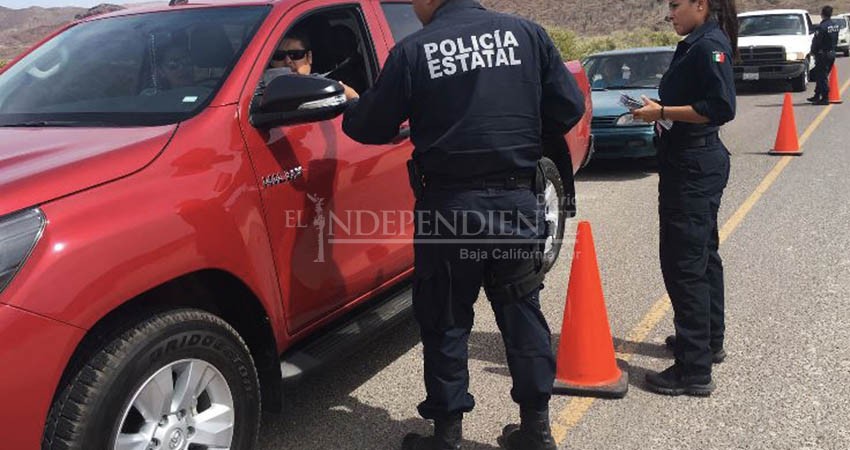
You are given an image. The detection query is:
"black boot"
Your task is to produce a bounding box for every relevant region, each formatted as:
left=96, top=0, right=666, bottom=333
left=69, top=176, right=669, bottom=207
left=645, top=363, right=715, bottom=396
left=497, top=409, right=556, bottom=450
left=807, top=95, right=821, bottom=102
left=401, top=415, right=462, bottom=450
left=664, top=335, right=726, bottom=364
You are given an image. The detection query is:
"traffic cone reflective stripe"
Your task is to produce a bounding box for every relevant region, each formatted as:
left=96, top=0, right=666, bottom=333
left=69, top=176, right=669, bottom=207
left=829, top=65, right=843, bottom=104
left=552, top=221, right=628, bottom=399
left=769, top=93, right=802, bottom=156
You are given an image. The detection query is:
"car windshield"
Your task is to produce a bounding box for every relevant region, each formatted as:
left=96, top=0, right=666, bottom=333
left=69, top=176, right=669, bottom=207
left=738, top=14, right=806, bottom=36
left=583, top=51, right=673, bottom=91
left=0, top=6, right=269, bottom=127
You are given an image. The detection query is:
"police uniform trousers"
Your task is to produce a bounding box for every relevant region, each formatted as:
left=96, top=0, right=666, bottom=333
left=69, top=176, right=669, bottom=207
left=815, top=52, right=836, bottom=99
left=412, top=185, right=556, bottom=420
left=657, top=137, right=730, bottom=377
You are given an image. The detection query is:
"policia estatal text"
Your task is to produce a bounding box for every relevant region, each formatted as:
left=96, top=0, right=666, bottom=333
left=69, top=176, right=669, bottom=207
left=342, top=0, right=584, bottom=449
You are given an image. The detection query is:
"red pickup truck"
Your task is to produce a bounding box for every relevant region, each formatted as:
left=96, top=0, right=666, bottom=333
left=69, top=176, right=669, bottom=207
left=0, top=1, right=591, bottom=448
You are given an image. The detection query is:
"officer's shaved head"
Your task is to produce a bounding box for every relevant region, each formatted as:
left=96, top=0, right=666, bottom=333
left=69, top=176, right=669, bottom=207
left=412, top=0, right=446, bottom=25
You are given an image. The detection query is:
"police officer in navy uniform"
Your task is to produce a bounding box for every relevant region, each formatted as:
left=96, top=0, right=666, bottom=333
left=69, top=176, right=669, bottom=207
left=632, top=0, right=737, bottom=396
left=342, top=0, right=584, bottom=448
left=808, top=6, right=840, bottom=105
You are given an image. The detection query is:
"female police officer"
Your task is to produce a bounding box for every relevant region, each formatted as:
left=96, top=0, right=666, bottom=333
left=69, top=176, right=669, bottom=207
left=632, top=0, right=737, bottom=396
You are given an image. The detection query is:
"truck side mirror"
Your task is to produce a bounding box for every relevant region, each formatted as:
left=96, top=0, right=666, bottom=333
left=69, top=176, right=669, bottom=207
left=250, top=74, right=348, bottom=129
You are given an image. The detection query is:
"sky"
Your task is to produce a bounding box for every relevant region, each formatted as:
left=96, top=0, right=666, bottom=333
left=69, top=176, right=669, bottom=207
left=1, top=0, right=129, bottom=8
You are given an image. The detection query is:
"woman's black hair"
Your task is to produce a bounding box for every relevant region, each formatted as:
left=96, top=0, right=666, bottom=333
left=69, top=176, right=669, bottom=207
left=284, top=28, right=312, bottom=51
left=706, top=0, right=739, bottom=59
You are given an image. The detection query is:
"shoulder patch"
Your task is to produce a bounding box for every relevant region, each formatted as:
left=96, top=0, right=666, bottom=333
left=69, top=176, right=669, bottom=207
left=712, top=51, right=726, bottom=63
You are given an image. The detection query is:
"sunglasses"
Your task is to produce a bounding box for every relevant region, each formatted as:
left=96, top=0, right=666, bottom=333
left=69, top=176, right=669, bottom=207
left=274, top=49, right=309, bottom=61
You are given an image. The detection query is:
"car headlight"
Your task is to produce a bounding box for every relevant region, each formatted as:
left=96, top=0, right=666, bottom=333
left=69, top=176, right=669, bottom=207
left=0, top=209, right=46, bottom=295
left=786, top=52, right=806, bottom=61
left=615, top=113, right=645, bottom=126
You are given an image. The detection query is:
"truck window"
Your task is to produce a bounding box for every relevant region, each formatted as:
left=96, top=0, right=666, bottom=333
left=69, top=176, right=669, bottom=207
left=263, top=6, right=377, bottom=93
left=381, top=2, right=422, bottom=43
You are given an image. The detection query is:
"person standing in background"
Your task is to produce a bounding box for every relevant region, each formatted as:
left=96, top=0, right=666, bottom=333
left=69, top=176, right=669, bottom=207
left=808, top=6, right=840, bottom=105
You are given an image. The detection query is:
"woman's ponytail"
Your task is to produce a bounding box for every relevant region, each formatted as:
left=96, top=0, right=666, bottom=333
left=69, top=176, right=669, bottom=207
left=710, top=0, right=739, bottom=59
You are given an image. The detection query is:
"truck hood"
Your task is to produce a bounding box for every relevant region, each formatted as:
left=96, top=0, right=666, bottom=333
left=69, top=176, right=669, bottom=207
left=738, top=35, right=813, bottom=54
left=0, top=126, right=176, bottom=215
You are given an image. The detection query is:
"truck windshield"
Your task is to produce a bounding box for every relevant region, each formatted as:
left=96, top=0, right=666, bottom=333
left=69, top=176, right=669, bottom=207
left=739, top=14, right=806, bottom=37
left=0, top=6, right=269, bottom=127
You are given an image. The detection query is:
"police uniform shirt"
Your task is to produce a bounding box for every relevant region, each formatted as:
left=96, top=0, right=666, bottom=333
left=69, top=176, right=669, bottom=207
left=812, top=18, right=840, bottom=54
left=659, top=19, right=735, bottom=137
left=342, top=0, right=585, bottom=180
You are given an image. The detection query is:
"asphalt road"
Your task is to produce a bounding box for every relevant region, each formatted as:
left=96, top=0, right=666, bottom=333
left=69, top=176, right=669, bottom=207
left=257, top=57, right=850, bottom=450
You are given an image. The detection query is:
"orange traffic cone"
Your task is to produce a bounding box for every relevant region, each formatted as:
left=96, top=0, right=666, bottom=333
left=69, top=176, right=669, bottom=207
left=768, top=93, right=802, bottom=156
left=829, top=65, right=843, bottom=104
left=552, top=221, right=628, bottom=399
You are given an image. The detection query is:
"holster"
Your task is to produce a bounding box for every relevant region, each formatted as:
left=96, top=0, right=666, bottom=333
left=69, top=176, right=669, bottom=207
left=407, top=159, right=425, bottom=200
left=534, top=160, right=546, bottom=195
left=484, top=252, right=546, bottom=303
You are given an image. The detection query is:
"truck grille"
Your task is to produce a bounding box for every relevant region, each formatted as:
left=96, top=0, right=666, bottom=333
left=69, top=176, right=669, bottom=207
left=591, top=116, right=619, bottom=128
left=737, top=46, right=786, bottom=65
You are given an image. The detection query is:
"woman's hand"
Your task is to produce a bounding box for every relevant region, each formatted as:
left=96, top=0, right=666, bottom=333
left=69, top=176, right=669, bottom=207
left=340, top=82, right=360, bottom=101
left=632, top=95, right=662, bottom=123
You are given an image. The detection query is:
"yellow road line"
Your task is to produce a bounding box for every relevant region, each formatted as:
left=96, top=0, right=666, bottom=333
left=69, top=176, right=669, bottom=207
left=719, top=78, right=849, bottom=243
left=717, top=156, right=791, bottom=243
left=553, top=77, right=850, bottom=444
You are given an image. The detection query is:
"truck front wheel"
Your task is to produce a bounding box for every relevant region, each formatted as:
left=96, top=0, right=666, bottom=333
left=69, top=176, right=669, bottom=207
left=42, top=309, right=261, bottom=450
left=540, top=157, right=568, bottom=273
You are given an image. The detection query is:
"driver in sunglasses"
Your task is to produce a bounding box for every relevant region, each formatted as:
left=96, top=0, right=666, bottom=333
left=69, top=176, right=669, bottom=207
left=270, top=31, right=359, bottom=100
left=140, top=37, right=195, bottom=95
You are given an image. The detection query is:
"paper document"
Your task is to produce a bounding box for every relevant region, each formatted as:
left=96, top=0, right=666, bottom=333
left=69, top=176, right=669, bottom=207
left=619, top=92, right=673, bottom=130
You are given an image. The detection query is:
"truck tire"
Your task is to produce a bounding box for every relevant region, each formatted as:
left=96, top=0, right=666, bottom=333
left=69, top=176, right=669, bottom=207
left=42, top=309, right=261, bottom=450
left=540, top=156, right=568, bottom=273
left=792, top=61, right=809, bottom=92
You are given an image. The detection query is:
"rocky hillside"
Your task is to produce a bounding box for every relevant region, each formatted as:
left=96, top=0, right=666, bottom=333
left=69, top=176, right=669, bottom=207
left=482, top=0, right=850, bottom=34
left=0, top=4, right=124, bottom=60
left=1, top=6, right=82, bottom=60
left=3, top=1, right=850, bottom=61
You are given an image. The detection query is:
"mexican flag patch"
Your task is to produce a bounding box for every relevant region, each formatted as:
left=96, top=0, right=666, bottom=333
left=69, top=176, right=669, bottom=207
left=712, top=51, right=726, bottom=63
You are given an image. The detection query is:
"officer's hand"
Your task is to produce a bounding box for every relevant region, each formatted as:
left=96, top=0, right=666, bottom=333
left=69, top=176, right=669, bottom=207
left=632, top=95, right=662, bottom=123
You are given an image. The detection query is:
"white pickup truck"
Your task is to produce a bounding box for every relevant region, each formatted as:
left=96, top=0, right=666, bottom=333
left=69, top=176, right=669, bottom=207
left=735, top=9, right=816, bottom=91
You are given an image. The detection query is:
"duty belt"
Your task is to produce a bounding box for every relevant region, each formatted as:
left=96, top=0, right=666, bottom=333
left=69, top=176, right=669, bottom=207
left=425, top=173, right=535, bottom=190
left=659, top=132, right=720, bottom=149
